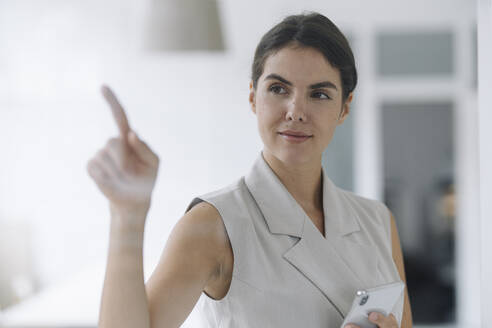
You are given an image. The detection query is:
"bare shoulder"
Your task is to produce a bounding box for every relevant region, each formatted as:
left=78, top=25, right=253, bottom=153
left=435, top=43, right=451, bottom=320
left=165, top=200, right=231, bottom=281
left=185, top=200, right=231, bottom=253
left=182, top=200, right=225, bottom=240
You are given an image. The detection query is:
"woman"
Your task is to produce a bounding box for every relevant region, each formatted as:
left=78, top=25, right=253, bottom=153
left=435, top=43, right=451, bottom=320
left=88, top=12, right=413, bottom=328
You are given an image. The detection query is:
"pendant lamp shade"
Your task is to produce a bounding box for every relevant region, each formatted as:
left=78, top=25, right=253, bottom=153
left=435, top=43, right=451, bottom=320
left=144, top=0, right=225, bottom=51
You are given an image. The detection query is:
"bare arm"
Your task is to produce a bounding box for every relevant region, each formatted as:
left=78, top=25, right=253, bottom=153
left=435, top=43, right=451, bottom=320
left=88, top=86, right=227, bottom=328
left=98, top=201, right=226, bottom=328
left=98, top=209, right=150, bottom=328
left=89, top=85, right=160, bottom=328
left=145, top=201, right=229, bottom=327
left=389, top=211, right=414, bottom=328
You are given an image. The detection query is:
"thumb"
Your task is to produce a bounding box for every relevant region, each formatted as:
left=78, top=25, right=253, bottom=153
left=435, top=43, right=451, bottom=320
left=127, top=130, right=159, bottom=167
left=368, top=312, right=385, bottom=326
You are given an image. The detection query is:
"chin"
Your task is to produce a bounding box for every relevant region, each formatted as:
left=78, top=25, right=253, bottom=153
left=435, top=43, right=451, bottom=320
left=271, top=147, right=317, bottom=166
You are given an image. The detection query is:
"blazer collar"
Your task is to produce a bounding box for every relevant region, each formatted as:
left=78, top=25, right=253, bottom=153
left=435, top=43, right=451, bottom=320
left=244, top=151, right=361, bottom=239
left=244, top=151, right=382, bottom=316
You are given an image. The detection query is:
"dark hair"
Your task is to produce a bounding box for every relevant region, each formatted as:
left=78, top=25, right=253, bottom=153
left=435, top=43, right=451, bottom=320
left=251, top=12, right=357, bottom=103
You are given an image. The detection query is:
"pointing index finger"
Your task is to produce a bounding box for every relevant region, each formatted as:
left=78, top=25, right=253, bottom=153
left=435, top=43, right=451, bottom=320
left=101, top=85, right=131, bottom=140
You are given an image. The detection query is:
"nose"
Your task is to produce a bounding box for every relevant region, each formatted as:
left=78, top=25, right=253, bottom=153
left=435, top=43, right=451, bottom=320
left=285, top=97, right=307, bottom=122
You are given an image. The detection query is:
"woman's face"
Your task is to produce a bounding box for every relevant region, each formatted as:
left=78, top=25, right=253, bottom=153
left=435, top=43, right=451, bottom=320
left=249, top=45, right=353, bottom=167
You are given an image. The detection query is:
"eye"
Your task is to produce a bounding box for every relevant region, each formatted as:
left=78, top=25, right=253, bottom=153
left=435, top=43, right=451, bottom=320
left=269, top=84, right=287, bottom=95
left=311, top=91, right=331, bottom=100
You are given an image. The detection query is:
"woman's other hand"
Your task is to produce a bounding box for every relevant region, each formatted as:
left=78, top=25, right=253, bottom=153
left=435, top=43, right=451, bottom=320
left=344, top=312, right=399, bottom=328
left=87, top=85, right=160, bottom=222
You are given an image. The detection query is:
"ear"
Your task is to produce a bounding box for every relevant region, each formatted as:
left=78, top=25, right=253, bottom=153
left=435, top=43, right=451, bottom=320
left=249, top=81, right=256, bottom=114
left=337, top=92, right=353, bottom=125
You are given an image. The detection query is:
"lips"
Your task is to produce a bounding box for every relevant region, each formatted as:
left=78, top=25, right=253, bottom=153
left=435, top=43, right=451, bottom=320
left=278, top=132, right=311, bottom=143
left=278, top=130, right=312, bottom=137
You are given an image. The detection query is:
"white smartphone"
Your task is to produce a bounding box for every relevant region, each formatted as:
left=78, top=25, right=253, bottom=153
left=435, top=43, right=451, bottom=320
left=340, top=281, right=405, bottom=328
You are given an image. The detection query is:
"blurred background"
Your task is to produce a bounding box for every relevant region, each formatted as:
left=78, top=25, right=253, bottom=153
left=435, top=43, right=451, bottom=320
left=0, top=0, right=482, bottom=327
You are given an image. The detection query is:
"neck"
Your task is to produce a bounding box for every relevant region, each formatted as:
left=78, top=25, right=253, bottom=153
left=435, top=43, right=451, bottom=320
left=262, top=149, right=323, bottom=211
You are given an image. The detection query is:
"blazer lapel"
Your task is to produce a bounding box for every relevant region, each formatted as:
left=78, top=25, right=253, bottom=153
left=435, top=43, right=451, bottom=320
left=244, top=151, right=381, bottom=317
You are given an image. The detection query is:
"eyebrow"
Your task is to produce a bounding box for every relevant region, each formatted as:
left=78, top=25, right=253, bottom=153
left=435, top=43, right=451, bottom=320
left=264, top=73, right=338, bottom=91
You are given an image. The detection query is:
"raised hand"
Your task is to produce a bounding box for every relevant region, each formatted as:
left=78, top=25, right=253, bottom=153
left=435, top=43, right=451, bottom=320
left=87, top=85, right=160, bottom=219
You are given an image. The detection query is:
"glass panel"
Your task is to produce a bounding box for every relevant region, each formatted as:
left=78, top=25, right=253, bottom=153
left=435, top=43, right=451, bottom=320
left=382, top=101, right=456, bottom=323
left=322, top=31, right=356, bottom=192
left=377, top=31, right=454, bottom=76
left=322, top=104, right=355, bottom=192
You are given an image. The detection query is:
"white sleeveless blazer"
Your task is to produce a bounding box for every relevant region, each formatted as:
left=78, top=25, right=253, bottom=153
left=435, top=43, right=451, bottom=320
left=185, top=152, right=404, bottom=327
